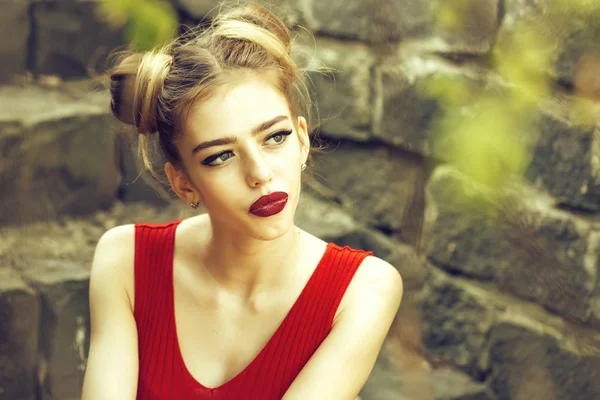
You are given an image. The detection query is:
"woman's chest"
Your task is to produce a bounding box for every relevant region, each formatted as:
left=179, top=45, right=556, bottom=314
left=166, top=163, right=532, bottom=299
left=173, top=275, right=303, bottom=389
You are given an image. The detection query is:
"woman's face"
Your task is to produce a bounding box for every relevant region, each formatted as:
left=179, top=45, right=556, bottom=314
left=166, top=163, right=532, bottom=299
left=173, top=71, right=309, bottom=241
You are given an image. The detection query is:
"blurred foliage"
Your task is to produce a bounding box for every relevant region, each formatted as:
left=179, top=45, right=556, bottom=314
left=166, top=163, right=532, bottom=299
left=424, top=0, right=598, bottom=202
left=552, top=0, right=600, bottom=16
left=436, top=0, right=472, bottom=33
left=98, top=0, right=178, bottom=50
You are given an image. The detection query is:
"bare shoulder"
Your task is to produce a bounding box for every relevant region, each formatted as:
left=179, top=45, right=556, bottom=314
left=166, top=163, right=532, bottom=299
left=354, top=255, right=403, bottom=296
left=83, top=224, right=139, bottom=399
left=91, top=224, right=136, bottom=311
left=336, top=255, right=403, bottom=324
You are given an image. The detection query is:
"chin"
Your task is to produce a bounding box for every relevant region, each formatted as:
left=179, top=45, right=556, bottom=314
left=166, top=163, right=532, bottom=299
left=245, top=209, right=296, bottom=241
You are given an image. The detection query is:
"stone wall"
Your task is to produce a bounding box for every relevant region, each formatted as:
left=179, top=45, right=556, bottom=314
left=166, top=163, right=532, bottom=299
left=1, top=0, right=600, bottom=399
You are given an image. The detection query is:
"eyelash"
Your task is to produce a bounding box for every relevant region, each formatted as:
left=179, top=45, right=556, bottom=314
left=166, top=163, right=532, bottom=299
left=201, top=129, right=293, bottom=167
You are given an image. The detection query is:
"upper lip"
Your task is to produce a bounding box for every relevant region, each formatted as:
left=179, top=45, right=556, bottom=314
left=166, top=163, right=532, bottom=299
left=250, top=191, right=288, bottom=212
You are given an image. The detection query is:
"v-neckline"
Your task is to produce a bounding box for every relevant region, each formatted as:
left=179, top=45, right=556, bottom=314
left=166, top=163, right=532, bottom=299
left=170, top=231, right=335, bottom=392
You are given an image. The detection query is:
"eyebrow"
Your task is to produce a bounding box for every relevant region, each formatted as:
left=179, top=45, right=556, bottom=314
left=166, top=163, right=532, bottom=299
left=191, top=115, right=289, bottom=154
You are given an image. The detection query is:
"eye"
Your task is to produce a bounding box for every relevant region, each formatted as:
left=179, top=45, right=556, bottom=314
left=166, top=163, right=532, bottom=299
left=201, top=151, right=234, bottom=167
left=265, top=129, right=293, bottom=145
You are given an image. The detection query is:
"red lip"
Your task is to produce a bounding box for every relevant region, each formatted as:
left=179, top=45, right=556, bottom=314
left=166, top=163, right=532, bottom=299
left=250, top=191, right=288, bottom=217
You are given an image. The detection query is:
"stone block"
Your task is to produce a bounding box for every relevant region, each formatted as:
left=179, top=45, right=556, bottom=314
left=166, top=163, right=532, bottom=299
left=420, top=269, right=497, bottom=377
left=310, top=139, right=428, bottom=240
left=0, top=267, right=39, bottom=400
left=377, top=54, right=496, bottom=155
left=295, top=192, right=357, bottom=241
left=427, top=166, right=598, bottom=324
left=297, top=0, right=412, bottom=43
left=427, top=0, right=500, bottom=54
left=0, top=0, right=30, bottom=82
left=489, top=319, right=600, bottom=400
left=296, top=36, right=375, bottom=141
left=0, top=84, right=120, bottom=225
left=19, top=260, right=90, bottom=400
left=524, top=112, right=600, bottom=212
left=300, top=0, right=499, bottom=51
left=32, top=0, right=126, bottom=78
left=378, top=48, right=600, bottom=212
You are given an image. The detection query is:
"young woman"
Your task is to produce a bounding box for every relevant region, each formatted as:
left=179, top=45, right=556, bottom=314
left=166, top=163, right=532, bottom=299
left=82, top=3, right=403, bottom=399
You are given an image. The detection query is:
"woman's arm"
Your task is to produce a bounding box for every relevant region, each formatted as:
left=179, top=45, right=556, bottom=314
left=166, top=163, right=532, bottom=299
left=82, top=225, right=139, bottom=400
left=282, top=256, right=403, bottom=400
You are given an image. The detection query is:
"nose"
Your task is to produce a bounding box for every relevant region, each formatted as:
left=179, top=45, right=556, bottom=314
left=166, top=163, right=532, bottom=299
left=244, top=152, right=273, bottom=188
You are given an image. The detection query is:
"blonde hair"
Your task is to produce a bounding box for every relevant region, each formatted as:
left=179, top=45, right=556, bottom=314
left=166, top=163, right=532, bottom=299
left=109, top=2, right=317, bottom=180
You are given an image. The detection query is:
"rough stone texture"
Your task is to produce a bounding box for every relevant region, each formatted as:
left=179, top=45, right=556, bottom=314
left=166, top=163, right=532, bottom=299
left=299, top=0, right=499, bottom=51
left=361, top=357, right=494, bottom=400
left=310, top=139, right=428, bottom=243
left=379, top=54, right=600, bottom=212
left=298, top=0, right=418, bottom=43
left=298, top=36, right=375, bottom=141
left=18, top=260, right=90, bottom=400
left=428, top=0, right=500, bottom=54
left=427, top=166, right=599, bottom=324
left=376, top=53, right=495, bottom=155
left=0, top=83, right=120, bottom=225
left=525, top=113, right=600, bottom=212
left=0, top=0, right=30, bottom=83
left=488, top=319, right=600, bottom=400
left=430, top=368, right=495, bottom=400
left=0, top=267, right=39, bottom=400
left=295, top=192, right=358, bottom=241
left=420, top=268, right=497, bottom=377
left=32, top=0, right=126, bottom=78
left=361, top=283, right=493, bottom=400
left=422, top=267, right=600, bottom=400
left=0, top=201, right=194, bottom=275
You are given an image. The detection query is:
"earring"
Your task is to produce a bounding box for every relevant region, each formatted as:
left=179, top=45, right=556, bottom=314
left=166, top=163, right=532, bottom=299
left=301, top=162, right=307, bottom=171
left=190, top=201, right=200, bottom=209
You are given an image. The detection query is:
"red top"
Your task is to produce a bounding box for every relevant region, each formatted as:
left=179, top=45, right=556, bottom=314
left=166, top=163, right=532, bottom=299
left=133, top=220, right=372, bottom=400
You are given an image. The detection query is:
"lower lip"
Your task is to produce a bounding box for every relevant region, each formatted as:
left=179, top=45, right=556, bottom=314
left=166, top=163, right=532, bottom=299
left=250, top=199, right=288, bottom=217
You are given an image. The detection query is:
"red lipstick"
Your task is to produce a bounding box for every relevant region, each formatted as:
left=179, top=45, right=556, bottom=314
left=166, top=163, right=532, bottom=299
left=249, top=191, right=288, bottom=217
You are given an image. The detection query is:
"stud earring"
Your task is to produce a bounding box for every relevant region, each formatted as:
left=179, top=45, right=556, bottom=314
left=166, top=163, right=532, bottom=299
left=190, top=201, right=200, bottom=209
left=301, top=162, right=307, bottom=171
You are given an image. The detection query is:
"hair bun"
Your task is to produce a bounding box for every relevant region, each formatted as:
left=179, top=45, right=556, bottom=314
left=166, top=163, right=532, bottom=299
left=110, top=52, right=173, bottom=135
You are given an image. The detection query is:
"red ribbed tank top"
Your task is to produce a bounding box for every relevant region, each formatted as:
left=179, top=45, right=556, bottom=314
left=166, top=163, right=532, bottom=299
left=133, top=220, right=372, bottom=400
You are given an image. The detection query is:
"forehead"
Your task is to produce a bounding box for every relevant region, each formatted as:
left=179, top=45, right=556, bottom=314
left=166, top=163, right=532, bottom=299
left=184, top=72, right=290, bottom=141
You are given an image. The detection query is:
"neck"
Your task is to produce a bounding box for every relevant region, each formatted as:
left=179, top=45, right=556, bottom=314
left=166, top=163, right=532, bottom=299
left=201, top=217, right=304, bottom=300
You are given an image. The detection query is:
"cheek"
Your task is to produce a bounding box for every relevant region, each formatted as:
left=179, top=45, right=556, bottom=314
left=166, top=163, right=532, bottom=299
left=192, top=172, right=237, bottom=204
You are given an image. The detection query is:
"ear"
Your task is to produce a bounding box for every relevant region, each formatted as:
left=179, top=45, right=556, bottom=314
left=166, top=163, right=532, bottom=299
left=165, top=162, right=202, bottom=204
left=297, top=116, right=310, bottom=164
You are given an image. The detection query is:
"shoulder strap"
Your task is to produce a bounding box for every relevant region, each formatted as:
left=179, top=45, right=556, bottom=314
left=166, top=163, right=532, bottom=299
left=133, top=220, right=181, bottom=326
left=319, top=244, right=373, bottom=328
left=251, top=243, right=372, bottom=399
